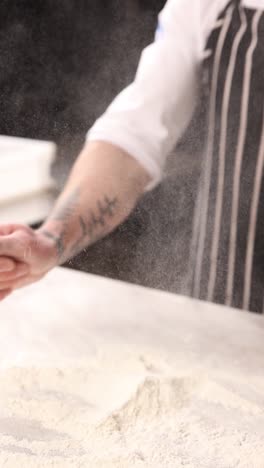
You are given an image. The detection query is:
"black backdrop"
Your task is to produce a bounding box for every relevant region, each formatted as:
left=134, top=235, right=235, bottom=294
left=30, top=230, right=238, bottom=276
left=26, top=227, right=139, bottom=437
left=0, top=0, right=165, bottom=169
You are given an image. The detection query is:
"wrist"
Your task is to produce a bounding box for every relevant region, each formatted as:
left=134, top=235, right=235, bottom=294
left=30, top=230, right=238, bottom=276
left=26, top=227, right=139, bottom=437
left=38, top=215, right=88, bottom=264
left=36, top=225, right=66, bottom=266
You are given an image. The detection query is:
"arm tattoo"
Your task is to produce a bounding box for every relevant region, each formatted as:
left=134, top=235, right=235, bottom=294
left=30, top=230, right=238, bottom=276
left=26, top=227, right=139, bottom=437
left=70, top=195, right=118, bottom=256
left=42, top=188, right=81, bottom=261
left=79, top=215, right=88, bottom=237
left=42, top=192, right=118, bottom=261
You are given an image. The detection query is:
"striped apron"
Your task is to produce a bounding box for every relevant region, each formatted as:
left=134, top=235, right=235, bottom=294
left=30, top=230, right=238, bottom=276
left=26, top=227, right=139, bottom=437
left=189, top=0, right=264, bottom=313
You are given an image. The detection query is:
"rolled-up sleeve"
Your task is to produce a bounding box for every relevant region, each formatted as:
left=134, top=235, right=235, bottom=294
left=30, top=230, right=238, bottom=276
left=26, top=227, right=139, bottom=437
left=86, top=0, right=220, bottom=190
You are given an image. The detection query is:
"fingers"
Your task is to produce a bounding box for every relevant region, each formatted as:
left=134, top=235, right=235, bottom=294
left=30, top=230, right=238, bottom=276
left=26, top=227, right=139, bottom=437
left=0, top=257, right=16, bottom=272
left=0, top=289, right=12, bottom=301
left=0, top=277, right=28, bottom=291
left=0, top=226, right=34, bottom=260
left=0, top=273, right=43, bottom=292
left=0, top=263, right=30, bottom=290
left=11, top=274, right=43, bottom=290
left=0, top=236, right=26, bottom=259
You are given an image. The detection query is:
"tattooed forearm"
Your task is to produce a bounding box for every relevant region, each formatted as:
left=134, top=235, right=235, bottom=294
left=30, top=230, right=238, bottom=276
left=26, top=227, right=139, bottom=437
left=41, top=193, right=118, bottom=262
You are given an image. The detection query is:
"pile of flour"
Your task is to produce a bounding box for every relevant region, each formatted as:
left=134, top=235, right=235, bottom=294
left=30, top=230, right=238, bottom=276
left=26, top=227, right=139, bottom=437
left=0, top=345, right=263, bottom=468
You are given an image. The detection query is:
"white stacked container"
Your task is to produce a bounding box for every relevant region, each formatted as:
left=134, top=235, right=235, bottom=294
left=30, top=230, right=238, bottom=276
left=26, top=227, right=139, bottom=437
left=0, top=135, right=57, bottom=224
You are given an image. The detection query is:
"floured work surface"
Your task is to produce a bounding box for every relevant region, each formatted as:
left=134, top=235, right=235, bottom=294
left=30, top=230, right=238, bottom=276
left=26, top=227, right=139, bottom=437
left=0, top=268, right=263, bottom=467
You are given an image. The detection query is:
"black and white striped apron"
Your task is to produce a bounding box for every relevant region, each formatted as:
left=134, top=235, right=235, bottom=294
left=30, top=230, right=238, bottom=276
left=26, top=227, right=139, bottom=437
left=189, top=0, right=264, bottom=313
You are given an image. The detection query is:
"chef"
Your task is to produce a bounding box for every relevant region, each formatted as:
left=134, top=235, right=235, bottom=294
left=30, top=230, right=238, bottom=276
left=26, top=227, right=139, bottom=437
left=0, top=0, right=263, bottom=313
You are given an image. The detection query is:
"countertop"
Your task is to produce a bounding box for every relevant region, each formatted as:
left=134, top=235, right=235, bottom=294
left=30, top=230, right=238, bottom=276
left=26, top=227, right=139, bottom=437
left=0, top=266, right=263, bottom=375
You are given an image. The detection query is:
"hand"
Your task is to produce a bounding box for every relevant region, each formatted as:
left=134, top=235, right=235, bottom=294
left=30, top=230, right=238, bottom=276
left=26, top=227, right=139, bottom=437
left=0, top=224, right=59, bottom=300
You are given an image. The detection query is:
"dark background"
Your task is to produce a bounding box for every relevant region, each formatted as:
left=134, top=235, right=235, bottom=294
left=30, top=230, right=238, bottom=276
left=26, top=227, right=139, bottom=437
left=0, top=0, right=201, bottom=295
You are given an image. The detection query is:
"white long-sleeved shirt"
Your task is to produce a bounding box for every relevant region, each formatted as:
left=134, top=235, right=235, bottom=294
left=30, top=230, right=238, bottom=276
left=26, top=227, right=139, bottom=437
left=87, top=0, right=263, bottom=189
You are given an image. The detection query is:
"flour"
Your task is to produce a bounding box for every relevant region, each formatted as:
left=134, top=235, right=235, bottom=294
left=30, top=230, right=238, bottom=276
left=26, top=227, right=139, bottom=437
left=0, top=345, right=263, bottom=468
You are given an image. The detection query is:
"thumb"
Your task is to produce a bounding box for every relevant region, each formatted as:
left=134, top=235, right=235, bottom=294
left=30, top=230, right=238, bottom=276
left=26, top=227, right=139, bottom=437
left=0, top=256, right=17, bottom=272
left=0, top=224, right=30, bottom=236
left=0, top=232, right=32, bottom=261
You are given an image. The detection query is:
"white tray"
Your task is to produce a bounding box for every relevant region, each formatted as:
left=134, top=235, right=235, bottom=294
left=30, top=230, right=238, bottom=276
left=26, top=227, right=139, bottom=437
left=0, top=135, right=56, bottom=203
